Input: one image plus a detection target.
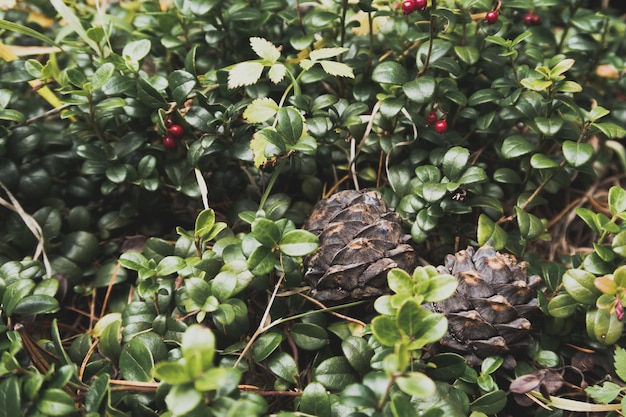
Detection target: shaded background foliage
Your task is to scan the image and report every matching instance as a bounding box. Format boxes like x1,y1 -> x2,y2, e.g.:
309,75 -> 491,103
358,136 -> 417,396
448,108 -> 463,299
2,0 -> 626,416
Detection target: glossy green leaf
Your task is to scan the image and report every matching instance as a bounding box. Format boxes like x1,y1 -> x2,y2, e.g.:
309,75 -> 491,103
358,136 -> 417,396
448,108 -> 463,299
267,352 -> 299,384
313,356 -> 357,390
12,294 -> 59,315
251,218 -> 281,247
165,383 -> 202,416
612,231 -> 626,257
168,70 -> 196,104
562,269 -> 601,305
562,141 -> 593,167
403,76 -> 436,104
501,135 -> 536,158
153,361 -> 191,385
547,293 -> 578,318
470,390 -> 507,414
181,324 -> 216,377
291,323 -> 328,351
119,336 -> 156,382
85,374 -> 109,413
586,308 -> 623,345
372,61 -> 407,85
396,372 -> 436,398
0,377 -> 20,417
252,332 -> 284,362
247,246 -> 275,275
341,336 -> 373,374
155,256 -> 185,276
477,214 -> 507,250
534,117 -> 563,136
608,186 -> 626,215
194,367 -> 241,393
279,230 -> 319,257
36,388 -> 77,416
514,207 -> 545,240
299,382 -> 331,417
442,146 -> 469,180
454,45 -> 479,65
371,315 -> 401,347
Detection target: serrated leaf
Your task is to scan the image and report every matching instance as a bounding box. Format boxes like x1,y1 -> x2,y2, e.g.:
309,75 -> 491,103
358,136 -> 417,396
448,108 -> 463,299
585,381 -> 622,404
310,47 -> 348,61
228,61 -> 264,89
250,37 -> 281,62
614,346 -> 626,382
319,61 -> 354,78
268,63 -> 287,84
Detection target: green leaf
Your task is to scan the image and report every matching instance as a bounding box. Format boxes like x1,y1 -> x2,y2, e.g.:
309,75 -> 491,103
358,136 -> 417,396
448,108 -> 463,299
403,76 -> 436,104
534,117 -> 563,136
612,231 -> 626,257
520,78 -> 552,91
168,70 -> 196,104
477,214 -> 507,250
396,372 -> 436,398
181,324 -> 216,377
0,377 -> 20,417
251,218 -> 281,248
36,388 -> 77,416
279,230 -> 319,257
153,361 -> 191,385
501,135 -> 536,158
0,19 -> 60,47
470,390 -> 507,414
468,89 -> 502,106
585,381 -> 622,404
424,273 -> 458,302
165,383 -> 202,416
247,246 -> 275,275
268,63 -> 287,83
614,347 -> 626,382
608,186 -> 626,215
267,352 -> 299,384
514,207 -> 545,240
562,141 -> 594,167
550,58 -> 575,77
228,61 -> 264,89
310,47 -> 349,61
91,62 -> 115,90
371,315 -> 402,347
319,60 -> 354,78
2,279 -> 35,316
397,299 -> 427,337
123,39 -> 151,63
13,294 -> 59,315
530,153 -> 559,169
586,308 -> 623,345
119,336 -> 156,382
547,293 -> 578,318
156,256 -> 185,276
276,107 -> 304,144
291,323 -> 328,351
593,122 -> 626,138
98,317 -> 122,362
85,374 -> 110,413
194,367 -> 241,393
588,106 -> 610,122
252,332 -> 284,362
372,61 -> 408,85
250,37 -> 281,62
341,336 -> 373,374
562,269 -> 601,305
300,382 -> 331,417
454,45 -> 479,65
50,0 -> 99,53
244,97 -> 279,123
314,356 -> 357,390
442,146 -> 470,180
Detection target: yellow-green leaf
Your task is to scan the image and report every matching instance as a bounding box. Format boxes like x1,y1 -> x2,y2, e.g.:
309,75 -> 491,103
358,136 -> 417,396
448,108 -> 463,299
228,61 -> 264,89
243,97 -> 278,123
319,61 -> 354,78
250,37 -> 281,63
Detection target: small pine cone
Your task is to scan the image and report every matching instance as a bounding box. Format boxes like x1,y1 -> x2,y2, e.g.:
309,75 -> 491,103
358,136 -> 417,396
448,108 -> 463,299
303,189 -> 417,302
430,246 -> 542,368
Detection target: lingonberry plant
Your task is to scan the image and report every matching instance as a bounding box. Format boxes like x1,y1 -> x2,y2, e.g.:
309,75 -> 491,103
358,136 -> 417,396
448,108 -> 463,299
1,0 -> 626,416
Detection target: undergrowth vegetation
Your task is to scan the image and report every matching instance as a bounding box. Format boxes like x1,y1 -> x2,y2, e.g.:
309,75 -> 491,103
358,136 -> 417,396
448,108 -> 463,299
2,0 -> 626,416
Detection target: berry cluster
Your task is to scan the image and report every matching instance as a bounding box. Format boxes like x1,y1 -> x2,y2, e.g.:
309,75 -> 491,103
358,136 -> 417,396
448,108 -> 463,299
401,0 -> 427,15
523,10 -> 541,26
162,119 -> 184,150
426,111 -> 447,134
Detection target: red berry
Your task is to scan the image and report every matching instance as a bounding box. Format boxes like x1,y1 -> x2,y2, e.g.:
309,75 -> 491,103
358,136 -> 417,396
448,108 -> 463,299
524,11 -> 540,26
164,119 -> 174,128
162,135 -> 177,150
401,0 -> 414,14
426,111 -> 438,125
485,10 -> 498,25
434,119 -> 447,134
413,0 -> 427,11
168,124 -> 184,138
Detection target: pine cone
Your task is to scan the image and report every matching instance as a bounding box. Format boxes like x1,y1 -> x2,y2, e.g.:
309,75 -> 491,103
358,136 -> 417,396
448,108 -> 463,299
430,246 -> 542,368
303,189 -> 417,302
